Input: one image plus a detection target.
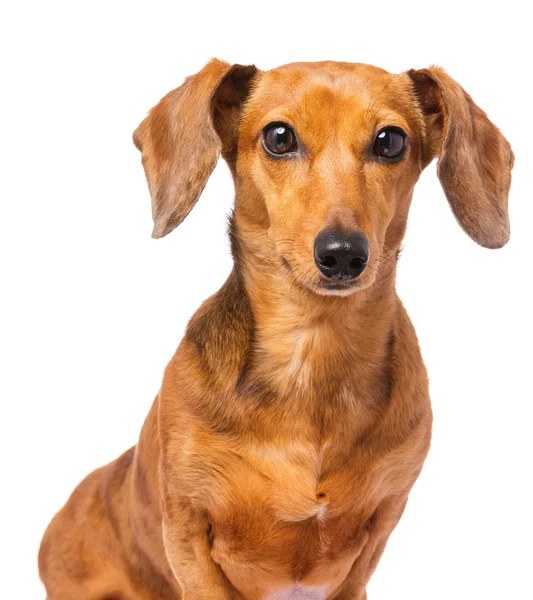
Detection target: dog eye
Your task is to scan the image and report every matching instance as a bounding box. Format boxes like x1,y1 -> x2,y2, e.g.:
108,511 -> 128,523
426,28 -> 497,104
373,127 -> 407,159
262,123 -> 297,156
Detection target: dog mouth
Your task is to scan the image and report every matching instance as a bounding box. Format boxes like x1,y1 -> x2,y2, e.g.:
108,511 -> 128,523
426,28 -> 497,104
314,277 -> 362,296
317,278 -> 359,291
281,256 -> 364,297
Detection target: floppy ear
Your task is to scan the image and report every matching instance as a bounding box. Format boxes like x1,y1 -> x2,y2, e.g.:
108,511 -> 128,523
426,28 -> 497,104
133,59 -> 258,238
408,67 -> 514,249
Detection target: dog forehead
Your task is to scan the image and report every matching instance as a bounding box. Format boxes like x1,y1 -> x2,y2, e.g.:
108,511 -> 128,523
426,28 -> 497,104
264,61 -> 391,86
244,61 -> 413,129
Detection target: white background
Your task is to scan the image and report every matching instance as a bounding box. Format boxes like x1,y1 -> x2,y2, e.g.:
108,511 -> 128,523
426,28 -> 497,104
1,1 -> 531,598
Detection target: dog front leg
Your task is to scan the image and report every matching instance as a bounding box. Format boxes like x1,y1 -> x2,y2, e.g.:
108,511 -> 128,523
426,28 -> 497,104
334,496 -> 408,600
162,498 -> 241,600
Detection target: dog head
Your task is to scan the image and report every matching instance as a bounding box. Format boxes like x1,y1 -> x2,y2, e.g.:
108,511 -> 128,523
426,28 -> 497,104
134,59 -> 513,296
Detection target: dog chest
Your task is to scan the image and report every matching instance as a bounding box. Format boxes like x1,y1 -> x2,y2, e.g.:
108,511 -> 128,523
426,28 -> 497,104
205,437 -> 376,597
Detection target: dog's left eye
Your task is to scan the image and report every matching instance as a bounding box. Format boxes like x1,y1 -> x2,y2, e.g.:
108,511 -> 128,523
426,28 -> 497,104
373,127 -> 407,159
262,123 -> 298,156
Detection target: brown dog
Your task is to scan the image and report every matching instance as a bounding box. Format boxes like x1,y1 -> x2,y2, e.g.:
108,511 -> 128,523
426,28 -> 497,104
38,60 -> 513,600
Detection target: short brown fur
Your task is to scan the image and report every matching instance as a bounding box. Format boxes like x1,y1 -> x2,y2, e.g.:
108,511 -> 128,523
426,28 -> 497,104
39,59 -> 513,599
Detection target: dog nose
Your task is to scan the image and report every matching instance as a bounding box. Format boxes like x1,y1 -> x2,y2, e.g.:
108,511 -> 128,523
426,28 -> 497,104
314,230 -> 369,280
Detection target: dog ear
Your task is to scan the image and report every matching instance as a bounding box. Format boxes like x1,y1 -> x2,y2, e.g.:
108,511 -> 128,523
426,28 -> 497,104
133,59 -> 258,238
408,67 -> 514,249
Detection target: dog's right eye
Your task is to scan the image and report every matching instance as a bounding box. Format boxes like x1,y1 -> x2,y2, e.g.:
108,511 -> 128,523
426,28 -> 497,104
262,123 -> 298,156
373,127 -> 407,160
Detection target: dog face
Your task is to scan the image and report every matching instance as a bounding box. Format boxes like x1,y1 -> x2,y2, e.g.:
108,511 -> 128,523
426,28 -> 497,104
134,60 -> 513,296
236,62 -> 425,295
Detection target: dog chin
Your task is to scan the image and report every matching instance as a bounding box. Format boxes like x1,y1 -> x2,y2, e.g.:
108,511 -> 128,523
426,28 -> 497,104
313,281 -> 360,297
293,277 -> 364,297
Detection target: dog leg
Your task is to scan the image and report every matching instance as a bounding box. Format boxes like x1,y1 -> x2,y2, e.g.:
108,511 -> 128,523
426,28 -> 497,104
162,501 -> 242,600
334,497 -> 407,599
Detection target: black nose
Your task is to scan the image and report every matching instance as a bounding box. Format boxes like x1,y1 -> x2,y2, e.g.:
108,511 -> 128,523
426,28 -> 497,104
314,230 -> 369,280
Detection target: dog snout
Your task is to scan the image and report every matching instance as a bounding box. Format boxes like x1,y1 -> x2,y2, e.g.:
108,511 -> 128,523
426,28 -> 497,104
314,230 -> 369,280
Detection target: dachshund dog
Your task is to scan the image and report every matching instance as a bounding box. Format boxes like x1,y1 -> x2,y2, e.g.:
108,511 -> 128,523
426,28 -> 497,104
39,60 -> 513,600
